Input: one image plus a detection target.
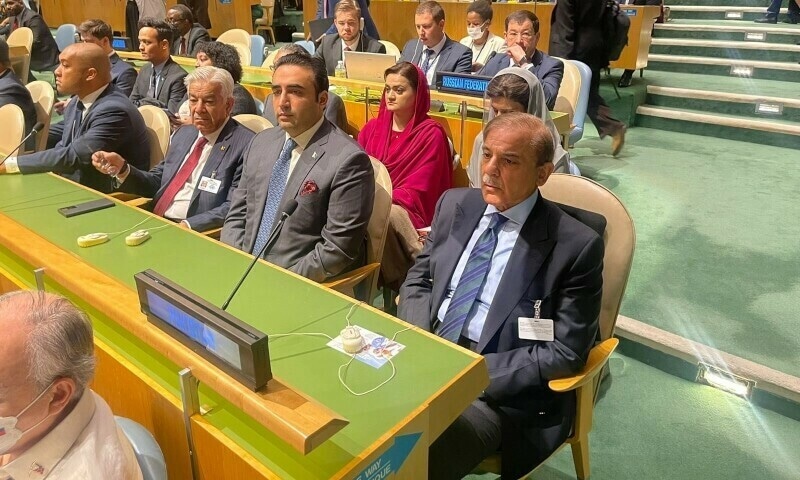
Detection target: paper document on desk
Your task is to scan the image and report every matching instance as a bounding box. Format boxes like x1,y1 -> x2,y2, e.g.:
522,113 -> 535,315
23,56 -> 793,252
328,325 -> 406,368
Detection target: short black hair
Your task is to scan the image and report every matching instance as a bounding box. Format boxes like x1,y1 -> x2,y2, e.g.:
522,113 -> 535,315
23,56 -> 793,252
417,1 -> 445,23
138,18 -> 174,44
467,0 -> 493,23
168,4 -> 194,23
274,53 -> 329,97
505,10 -> 539,34
195,41 -> 243,83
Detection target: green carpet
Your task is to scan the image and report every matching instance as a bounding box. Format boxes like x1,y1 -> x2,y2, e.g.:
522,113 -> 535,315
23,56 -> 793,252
469,352 -> 800,480
571,124 -> 800,378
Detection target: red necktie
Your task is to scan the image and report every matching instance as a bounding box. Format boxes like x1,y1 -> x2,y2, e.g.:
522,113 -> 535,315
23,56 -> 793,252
153,137 -> 209,216
180,37 -> 187,55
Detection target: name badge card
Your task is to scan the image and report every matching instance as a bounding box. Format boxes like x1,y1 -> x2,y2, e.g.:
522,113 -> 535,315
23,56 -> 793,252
198,176 -> 221,194
518,317 -> 554,342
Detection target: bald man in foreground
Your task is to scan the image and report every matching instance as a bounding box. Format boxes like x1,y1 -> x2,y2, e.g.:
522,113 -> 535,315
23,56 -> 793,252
0,43 -> 150,193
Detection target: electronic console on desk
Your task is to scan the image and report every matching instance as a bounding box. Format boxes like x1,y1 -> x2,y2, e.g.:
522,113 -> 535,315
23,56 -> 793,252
135,270 -> 272,391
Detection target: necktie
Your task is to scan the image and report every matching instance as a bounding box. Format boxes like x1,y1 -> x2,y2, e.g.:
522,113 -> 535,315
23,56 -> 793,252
153,137 -> 209,216
252,137 -> 297,255
344,46 -> 351,52
421,49 -> 435,74
147,71 -> 157,98
437,213 -> 508,343
71,101 -> 85,144
180,37 -> 187,56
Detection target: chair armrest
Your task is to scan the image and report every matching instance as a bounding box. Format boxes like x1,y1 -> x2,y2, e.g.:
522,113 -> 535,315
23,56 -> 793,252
322,263 -> 380,291
548,338 -> 618,392
201,227 -> 222,239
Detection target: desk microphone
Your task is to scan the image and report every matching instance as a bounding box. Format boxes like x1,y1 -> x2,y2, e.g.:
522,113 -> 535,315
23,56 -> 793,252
221,199 -> 298,311
0,122 -> 45,167
477,51 -> 498,76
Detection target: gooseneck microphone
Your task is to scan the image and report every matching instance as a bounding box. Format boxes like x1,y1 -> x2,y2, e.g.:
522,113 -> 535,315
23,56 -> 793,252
476,51 -> 498,76
0,122 -> 46,167
221,199 -> 299,311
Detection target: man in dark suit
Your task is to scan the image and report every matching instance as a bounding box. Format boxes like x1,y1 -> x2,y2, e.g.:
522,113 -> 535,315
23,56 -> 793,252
167,4 -> 211,57
550,0 -> 627,156
618,0 -> 662,87
178,0 -> 211,29
130,18 -> 188,113
399,112 -> 603,480
316,0 -> 380,41
48,19 -> 139,149
315,0 -> 385,76
222,54 -> 374,282
0,0 -> 59,76
92,66 -> 253,232
400,1 -> 472,86
0,43 -> 150,194
478,10 -> 563,110
0,38 -> 37,152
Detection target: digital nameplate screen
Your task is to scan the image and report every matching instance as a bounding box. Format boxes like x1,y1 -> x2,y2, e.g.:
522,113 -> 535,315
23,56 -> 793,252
135,270 -> 271,391
435,72 -> 492,98
112,37 -> 132,52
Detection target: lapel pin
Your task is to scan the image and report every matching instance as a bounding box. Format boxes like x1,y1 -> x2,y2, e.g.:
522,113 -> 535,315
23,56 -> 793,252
312,151 -> 317,159
220,145 -> 227,151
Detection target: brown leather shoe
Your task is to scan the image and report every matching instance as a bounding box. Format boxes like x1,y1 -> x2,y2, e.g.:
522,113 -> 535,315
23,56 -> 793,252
611,127 -> 626,156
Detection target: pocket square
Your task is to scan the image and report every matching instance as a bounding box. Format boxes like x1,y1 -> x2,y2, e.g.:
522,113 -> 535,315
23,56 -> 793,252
300,180 -> 319,196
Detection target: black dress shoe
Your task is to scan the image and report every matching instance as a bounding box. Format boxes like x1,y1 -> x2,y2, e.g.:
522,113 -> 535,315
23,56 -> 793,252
754,15 -> 778,23
618,70 -> 633,88
782,16 -> 799,24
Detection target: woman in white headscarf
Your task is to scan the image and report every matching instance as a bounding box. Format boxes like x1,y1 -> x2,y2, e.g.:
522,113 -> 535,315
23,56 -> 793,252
467,66 -> 578,186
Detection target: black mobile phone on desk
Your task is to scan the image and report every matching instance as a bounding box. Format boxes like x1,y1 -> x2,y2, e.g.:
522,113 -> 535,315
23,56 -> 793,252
58,198 -> 115,218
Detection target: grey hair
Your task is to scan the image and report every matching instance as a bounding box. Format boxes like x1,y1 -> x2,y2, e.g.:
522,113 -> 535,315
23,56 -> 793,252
184,65 -> 234,101
0,291 -> 96,396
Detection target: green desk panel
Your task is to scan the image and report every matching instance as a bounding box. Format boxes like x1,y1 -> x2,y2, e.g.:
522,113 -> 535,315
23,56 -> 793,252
0,173 -> 479,478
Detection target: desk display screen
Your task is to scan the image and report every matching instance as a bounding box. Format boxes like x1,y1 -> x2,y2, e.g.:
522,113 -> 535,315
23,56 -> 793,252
146,290 -> 243,370
437,73 -> 491,97
112,37 -> 132,51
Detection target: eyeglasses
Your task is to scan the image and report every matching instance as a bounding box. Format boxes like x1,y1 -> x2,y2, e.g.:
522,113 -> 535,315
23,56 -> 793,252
506,31 -> 535,40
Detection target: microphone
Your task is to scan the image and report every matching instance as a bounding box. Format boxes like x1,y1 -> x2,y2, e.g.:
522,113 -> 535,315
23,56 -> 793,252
0,122 -> 45,167
477,51 -> 497,76
221,199 -> 299,311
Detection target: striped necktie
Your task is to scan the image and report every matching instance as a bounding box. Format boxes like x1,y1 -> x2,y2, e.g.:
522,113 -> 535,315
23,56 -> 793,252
437,213 -> 508,343
252,137 -> 297,255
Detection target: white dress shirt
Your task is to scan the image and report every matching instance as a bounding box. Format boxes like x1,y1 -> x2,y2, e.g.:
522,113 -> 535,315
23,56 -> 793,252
0,390 -> 143,480
420,35 -> 448,86
340,33 -> 361,55
162,119 -> 229,222
284,115 -> 326,182
436,191 -> 539,342
3,84 -> 109,174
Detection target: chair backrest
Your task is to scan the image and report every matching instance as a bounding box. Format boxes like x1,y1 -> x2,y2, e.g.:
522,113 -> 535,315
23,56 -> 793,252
569,60 -> 592,147
230,43 -> 251,69
553,57 -> 581,127
379,40 -> 401,60
0,104 -> 25,156
7,27 -> 33,51
115,417 -> 167,480
217,29 -> 252,49
250,34 -> 265,67
294,40 -> 315,54
262,49 -> 280,69
233,114 -> 273,133
366,157 -> 393,300
24,80 -> 55,152
55,24 -> 78,52
261,0 -> 275,22
539,174 -> 635,340
137,106 -> 170,169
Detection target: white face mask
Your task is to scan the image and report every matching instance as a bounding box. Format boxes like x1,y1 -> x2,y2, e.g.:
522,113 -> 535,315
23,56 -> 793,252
467,24 -> 486,40
0,383 -> 54,455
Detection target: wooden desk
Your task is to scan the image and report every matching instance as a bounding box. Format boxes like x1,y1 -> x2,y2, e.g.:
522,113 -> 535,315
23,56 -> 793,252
610,6 -> 662,71
0,173 -> 488,479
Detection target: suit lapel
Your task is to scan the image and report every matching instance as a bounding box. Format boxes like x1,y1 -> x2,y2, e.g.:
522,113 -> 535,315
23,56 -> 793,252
278,122 -> 330,218
431,192 -> 486,318
477,198 -> 556,352
191,122 -> 234,205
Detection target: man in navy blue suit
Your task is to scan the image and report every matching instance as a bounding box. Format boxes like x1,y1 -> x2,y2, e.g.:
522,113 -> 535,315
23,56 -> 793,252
399,113 -> 603,479
92,66 -> 253,232
0,43 -> 150,194
400,1 -> 472,86
48,19 -> 139,149
478,10 -> 563,110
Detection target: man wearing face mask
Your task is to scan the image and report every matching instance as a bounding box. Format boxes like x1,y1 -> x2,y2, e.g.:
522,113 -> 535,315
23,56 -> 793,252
459,0 -> 505,73
0,290 -> 143,479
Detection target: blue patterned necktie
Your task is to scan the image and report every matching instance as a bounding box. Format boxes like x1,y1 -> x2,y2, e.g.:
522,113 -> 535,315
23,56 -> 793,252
71,101 -> 85,144
437,213 -> 508,343
252,137 -> 297,255
421,49 -> 435,74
